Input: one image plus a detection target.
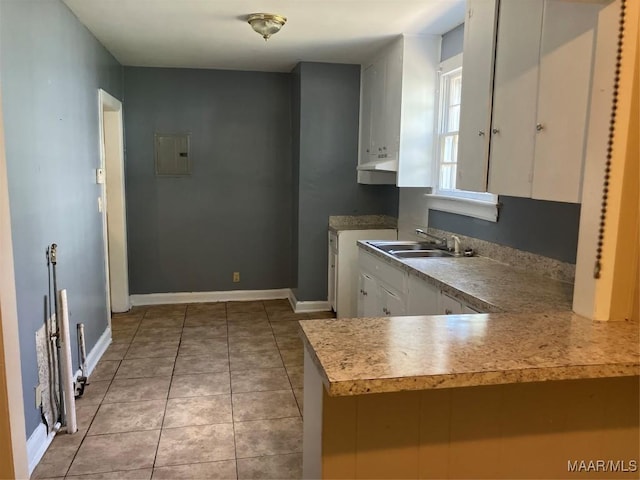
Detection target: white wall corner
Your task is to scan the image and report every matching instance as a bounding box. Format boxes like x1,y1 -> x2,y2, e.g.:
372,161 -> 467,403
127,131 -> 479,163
288,289 -> 330,313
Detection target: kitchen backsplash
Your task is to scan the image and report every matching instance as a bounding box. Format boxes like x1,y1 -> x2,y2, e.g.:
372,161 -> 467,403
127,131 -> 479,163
428,227 -> 576,284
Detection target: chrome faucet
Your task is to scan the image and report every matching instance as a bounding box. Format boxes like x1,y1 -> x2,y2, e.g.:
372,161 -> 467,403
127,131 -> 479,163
451,235 -> 462,256
415,228 -> 447,247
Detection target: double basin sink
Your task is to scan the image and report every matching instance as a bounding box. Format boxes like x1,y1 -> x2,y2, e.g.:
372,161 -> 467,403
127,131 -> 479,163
366,240 -> 461,259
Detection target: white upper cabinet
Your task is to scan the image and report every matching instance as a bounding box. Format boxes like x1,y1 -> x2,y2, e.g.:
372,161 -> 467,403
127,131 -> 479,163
488,0 -> 544,197
458,0 -> 603,203
358,35 -> 440,187
457,0 -> 499,192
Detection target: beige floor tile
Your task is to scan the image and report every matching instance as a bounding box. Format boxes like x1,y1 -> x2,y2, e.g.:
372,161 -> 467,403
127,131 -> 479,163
112,327 -> 137,344
293,388 -> 304,415
228,334 -> 277,353
286,366 -> 304,390
67,468 -> 152,479
101,343 -> 130,361
132,327 -> 182,344
91,360 -> 120,382
178,336 -> 228,356
279,347 -> 304,369
155,424 -> 235,466
232,390 -> 300,421
152,461 -> 236,480
174,353 -> 229,375
169,372 -> 231,398
164,394 -> 232,428
263,298 -> 293,313
31,431 -> 85,478
228,320 -> 273,337
186,302 -> 226,314
76,403 -> 100,433
237,453 -> 302,480
182,324 -> 227,339
270,321 -> 302,337
275,335 -> 302,351
183,314 -> 227,327
231,367 -> 291,393
124,341 -> 178,360
140,316 -> 184,329
88,400 -> 166,435
268,311 -> 308,322
144,304 -> 186,318
230,348 -> 283,371
115,356 -> 175,379
67,430 -> 160,476
76,380 -> 110,405
103,377 -> 171,404
235,417 -> 303,458
226,300 -> 265,314
227,311 -> 269,323
111,316 -> 142,329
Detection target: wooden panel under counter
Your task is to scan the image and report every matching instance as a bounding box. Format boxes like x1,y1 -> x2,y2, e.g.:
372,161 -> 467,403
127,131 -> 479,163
301,314 -> 640,479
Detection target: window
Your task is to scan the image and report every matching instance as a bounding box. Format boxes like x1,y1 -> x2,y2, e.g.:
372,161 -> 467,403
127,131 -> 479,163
427,54 -> 499,222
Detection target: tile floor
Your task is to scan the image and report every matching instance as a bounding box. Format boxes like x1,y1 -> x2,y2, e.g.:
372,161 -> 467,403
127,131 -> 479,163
32,299 -> 334,480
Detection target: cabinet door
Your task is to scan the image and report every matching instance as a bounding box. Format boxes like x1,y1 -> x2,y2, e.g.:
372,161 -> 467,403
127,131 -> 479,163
488,0 -> 544,198
370,57 -> 387,159
357,272 -> 379,318
531,0 -> 602,203
439,293 -> 463,315
380,285 -> 406,317
457,0 -> 499,192
407,275 -> 440,315
383,38 -> 403,164
359,64 -> 375,165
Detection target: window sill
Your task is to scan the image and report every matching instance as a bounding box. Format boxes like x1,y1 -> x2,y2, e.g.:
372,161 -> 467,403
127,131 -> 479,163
424,194 -> 499,222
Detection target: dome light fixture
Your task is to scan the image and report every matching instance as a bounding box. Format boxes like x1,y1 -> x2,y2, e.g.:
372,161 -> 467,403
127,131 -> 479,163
247,13 -> 287,41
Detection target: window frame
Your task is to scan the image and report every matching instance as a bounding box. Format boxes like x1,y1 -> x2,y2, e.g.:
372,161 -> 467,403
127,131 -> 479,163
427,53 -> 499,222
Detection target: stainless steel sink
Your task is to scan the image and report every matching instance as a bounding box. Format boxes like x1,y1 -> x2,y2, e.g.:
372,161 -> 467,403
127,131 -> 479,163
366,240 -> 465,259
391,249 -> 454,258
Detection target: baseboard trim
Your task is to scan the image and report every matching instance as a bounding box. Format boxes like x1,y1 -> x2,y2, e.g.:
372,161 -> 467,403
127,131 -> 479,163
130,289 -> 291,306
288,290 -> 331,313
27,422 -> 55,475
28,326 -> 112,474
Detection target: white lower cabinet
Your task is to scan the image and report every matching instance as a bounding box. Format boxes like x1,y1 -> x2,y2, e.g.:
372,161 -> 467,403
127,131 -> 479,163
406,274 -> 439,315
357,250 -> 407,317
358,250 -> 483,318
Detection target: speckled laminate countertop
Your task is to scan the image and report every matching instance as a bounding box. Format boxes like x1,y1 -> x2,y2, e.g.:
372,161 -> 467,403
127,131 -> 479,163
328,215 -> 397,232
358,241 -> 573,313
299,313 -> 640,396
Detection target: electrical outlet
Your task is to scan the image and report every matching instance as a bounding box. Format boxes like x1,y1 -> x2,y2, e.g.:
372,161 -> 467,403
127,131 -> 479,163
233,271 -> 240,283
35,384 -> 42,408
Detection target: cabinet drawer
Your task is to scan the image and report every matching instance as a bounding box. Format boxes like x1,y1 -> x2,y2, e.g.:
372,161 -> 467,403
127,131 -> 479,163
359,250 -> 406,292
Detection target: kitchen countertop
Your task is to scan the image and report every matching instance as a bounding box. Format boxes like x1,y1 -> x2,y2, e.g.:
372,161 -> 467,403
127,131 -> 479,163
358,241 -> 573,313
299,312 -> 640,396
328,215 -> 397,232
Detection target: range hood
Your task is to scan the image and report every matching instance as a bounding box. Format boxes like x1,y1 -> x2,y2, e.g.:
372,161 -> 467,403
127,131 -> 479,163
356,159 -> 399,172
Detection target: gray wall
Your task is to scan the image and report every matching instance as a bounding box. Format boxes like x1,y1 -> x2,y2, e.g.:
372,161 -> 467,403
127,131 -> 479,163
292,62 -> 399,301
441,23 -> 464,61
0,0 -> 123,437
428,24 -> 581,264
430,196 -> 581,263
123,67 -> 293,294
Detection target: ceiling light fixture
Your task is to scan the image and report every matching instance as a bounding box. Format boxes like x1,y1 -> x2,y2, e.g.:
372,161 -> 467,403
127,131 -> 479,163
247,13 -> 287,41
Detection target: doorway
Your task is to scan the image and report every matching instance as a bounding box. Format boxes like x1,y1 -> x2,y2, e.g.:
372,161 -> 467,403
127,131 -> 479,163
98,89 -> 130,314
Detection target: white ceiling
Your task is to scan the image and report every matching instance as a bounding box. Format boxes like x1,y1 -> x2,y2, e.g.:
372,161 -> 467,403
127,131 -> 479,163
63,0 -> 465,72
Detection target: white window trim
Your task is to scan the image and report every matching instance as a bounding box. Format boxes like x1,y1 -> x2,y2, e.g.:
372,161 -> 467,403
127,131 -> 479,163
427,52 -> 499,222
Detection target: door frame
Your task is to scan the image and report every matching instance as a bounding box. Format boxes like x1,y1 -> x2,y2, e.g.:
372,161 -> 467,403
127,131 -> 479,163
98,89 -> 130,315
0,84 -> 29,479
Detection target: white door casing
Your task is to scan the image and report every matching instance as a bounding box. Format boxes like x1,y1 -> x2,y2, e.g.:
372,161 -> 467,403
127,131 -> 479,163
98,89 -> 130,314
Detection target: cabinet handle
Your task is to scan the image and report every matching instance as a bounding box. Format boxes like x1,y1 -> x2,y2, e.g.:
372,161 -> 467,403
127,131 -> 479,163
491,128 -> 500,134
478,130 -> 485,137
445,309 -> 453,315
536,123 -> 544,132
